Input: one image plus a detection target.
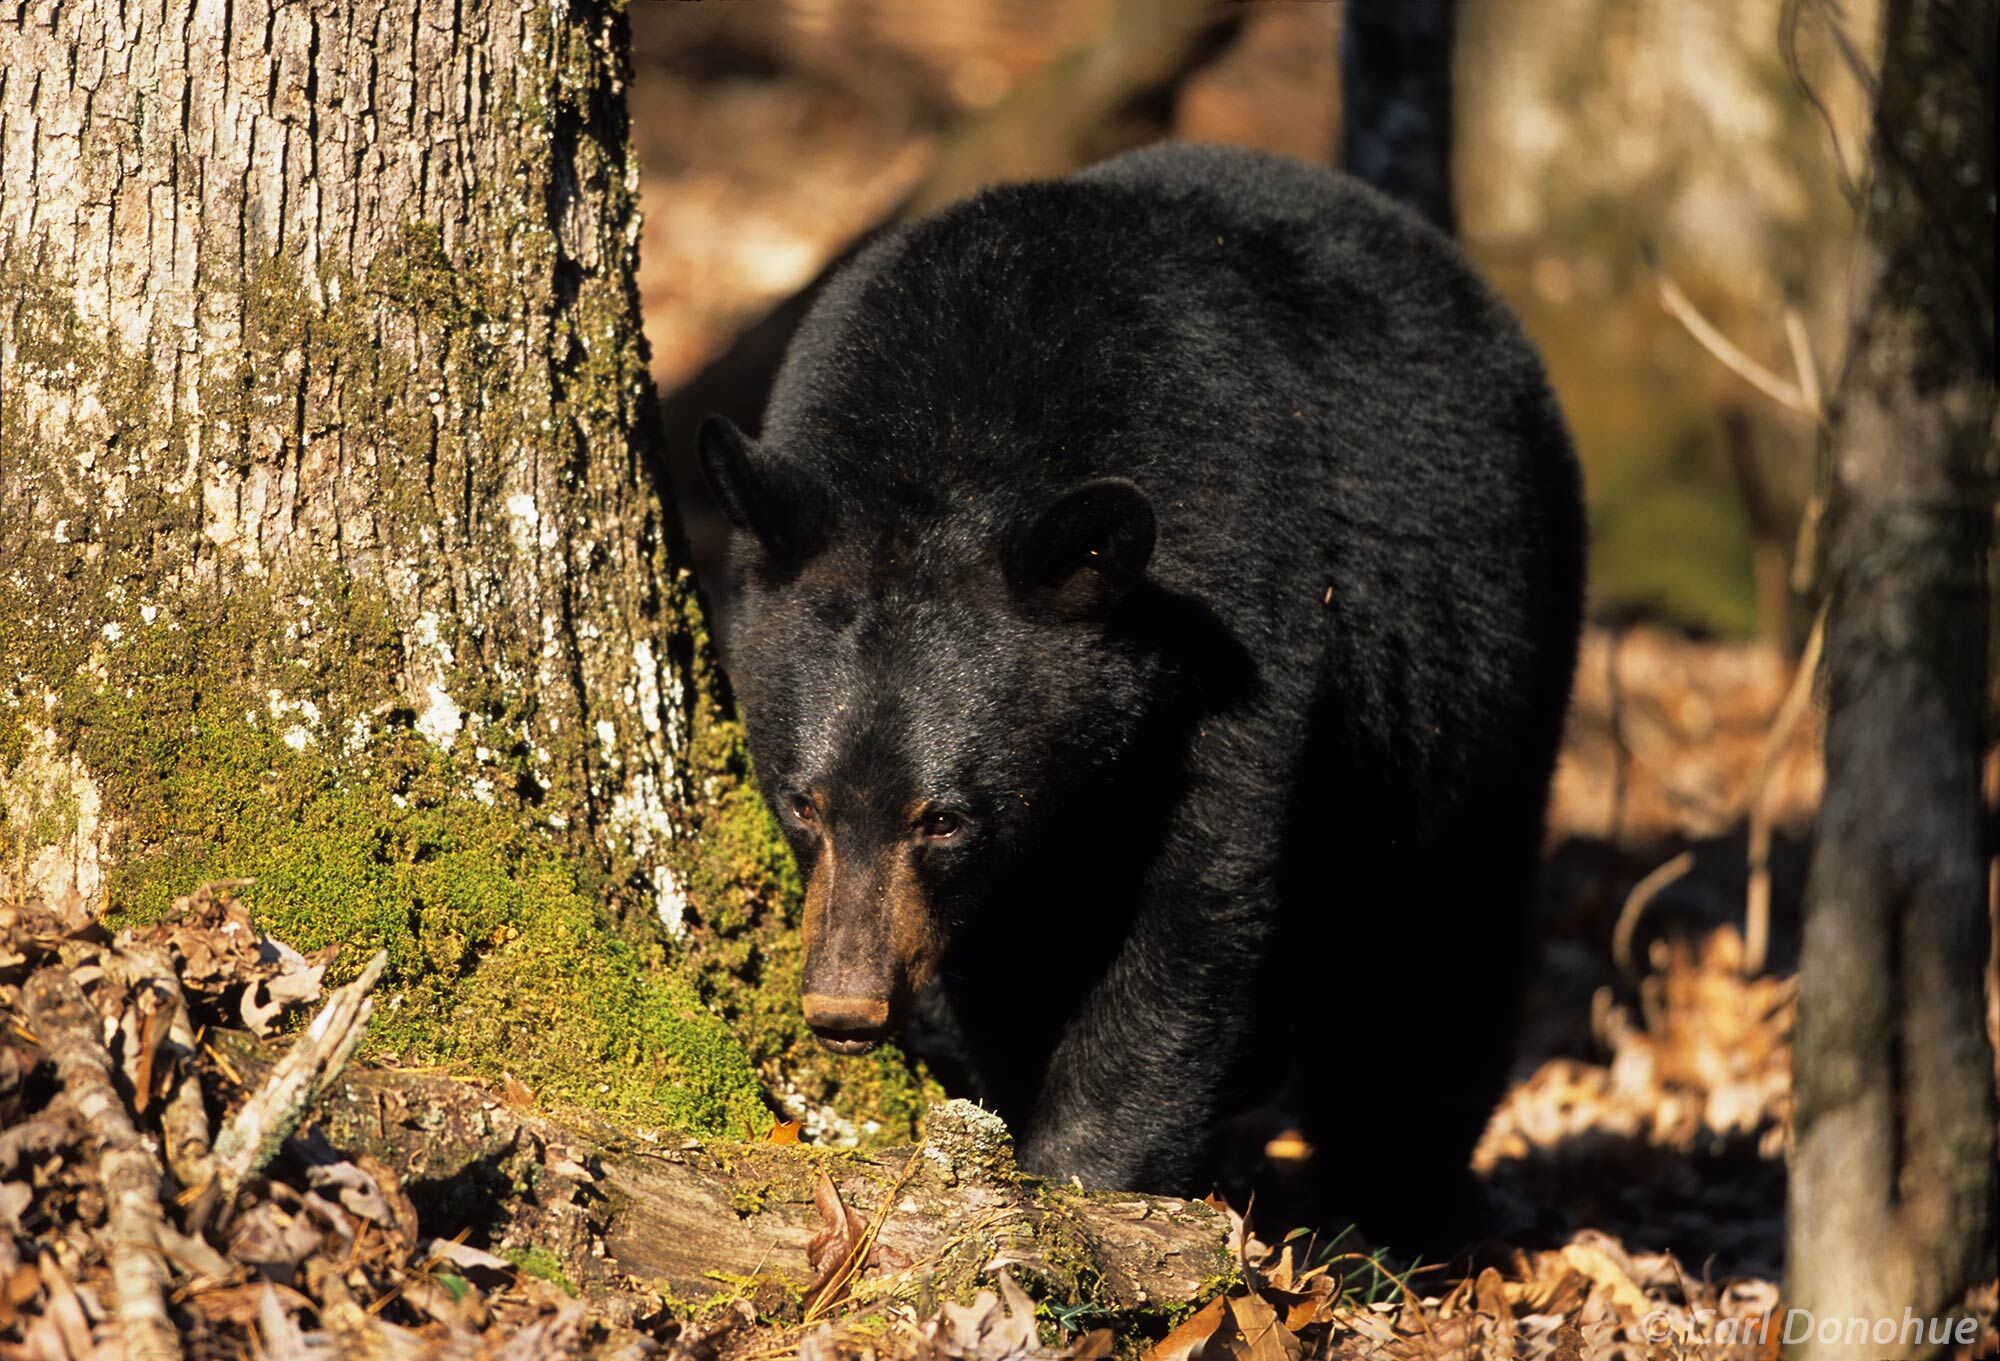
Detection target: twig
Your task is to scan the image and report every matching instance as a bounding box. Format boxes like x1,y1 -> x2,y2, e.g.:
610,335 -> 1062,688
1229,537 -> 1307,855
119,942 -> 218,1196
1734,605 -> 1828,975
21,967 -> 183,1361
1612,851 -> 1698,975
1653,272 -> 1822,422
1606,612 -> 1822,981
212,951 -> 388,1207
1782,308 -> 1825,419
1729,606 -> 1826,823
1784,307 -> 1831,593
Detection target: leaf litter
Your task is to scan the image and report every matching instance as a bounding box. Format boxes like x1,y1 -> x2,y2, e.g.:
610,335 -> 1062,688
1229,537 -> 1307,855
0,886 -> 592,1360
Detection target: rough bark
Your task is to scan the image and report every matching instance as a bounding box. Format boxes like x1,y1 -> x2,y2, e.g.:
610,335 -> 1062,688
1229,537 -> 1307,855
0,0 -> 702,926
1784,2 -> 1998,1357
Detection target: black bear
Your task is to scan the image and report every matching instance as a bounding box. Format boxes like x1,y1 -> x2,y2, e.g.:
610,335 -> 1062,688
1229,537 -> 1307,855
699,142 -> 1584,1245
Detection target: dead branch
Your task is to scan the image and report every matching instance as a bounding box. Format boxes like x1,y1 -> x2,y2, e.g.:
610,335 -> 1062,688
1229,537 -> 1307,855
117,941 -> 217,1196
1734,604 -> 1828,974
1652,272 -> 1822,422
1612,851 -> 1697,975
1784,307 -> 1831,592
212,950 -> 387,1206
279,1052 -> 1235,1311
20,966 -> 182,1361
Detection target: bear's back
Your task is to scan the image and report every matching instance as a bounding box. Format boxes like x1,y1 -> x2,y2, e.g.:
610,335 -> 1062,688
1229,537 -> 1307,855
762,143 -> 1582,745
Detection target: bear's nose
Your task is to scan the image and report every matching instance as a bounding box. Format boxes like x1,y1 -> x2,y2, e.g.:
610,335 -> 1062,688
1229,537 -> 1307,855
802,993 -> 892,1054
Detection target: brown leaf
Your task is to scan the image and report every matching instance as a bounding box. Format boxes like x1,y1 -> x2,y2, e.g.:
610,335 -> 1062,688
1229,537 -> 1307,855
1273,1290 -> 1329,1334
239,937 -> 326,1036
422,1238 -> 515,1281
1559,1236 -> 1652,1316
0,1182 -> 33,1233
1474,1266 -> 1517,1350
500,1071 -> 536,1110
5,1262 -> 38,1307
229,1198 -> 328,1280
129,990 -> 174,1114
0,1260 -> 41,1331
1145,1293 -> 1228,1361
802,1171 -> 869,1314
922,1272 -> 1046,1361
1264,1244 -> 1295,1294
924,1273 -> 1047,1361
805,1172 -> 860,1278
1068,1328 -> 1117,1361
1209,1291 -> 1303,1361
155,1221 -> 236,1284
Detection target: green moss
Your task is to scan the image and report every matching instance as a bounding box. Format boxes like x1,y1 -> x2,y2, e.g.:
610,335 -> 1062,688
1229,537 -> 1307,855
20,590 -> 766,1138
367,222 -> 475,322
501,1245 -> 579,1297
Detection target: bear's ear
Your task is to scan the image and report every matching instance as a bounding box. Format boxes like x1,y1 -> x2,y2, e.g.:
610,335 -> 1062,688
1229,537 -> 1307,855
1008,477 -> 1156,614
697,416 -> 833,565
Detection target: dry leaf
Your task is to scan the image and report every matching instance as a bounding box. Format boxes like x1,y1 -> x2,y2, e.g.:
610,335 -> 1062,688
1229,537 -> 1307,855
1146,1293 -> 1228,1361
1558,1237 -> 1652,1317
1069,1329 -> 1116,1361
926,1272 -> 1046,1360
1209,1291 -> 1303,1361
803,1170 -> 870,1314
500,1071 -> 537,1110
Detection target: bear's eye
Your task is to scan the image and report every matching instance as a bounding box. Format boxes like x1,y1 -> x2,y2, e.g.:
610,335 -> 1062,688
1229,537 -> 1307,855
919,809 -> 963,841
788,793 -> 820,828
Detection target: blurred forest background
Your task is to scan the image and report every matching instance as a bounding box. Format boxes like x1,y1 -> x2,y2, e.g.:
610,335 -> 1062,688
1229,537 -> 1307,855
627,0 -> 1873,647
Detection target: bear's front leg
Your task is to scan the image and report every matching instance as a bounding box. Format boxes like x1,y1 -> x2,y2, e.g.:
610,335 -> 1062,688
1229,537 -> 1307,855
1013,880 -> 1274,1194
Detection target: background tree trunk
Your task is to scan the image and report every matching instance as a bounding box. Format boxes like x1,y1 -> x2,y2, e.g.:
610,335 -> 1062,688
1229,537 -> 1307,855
1338,0 -> 1457,236
1784,1 -> 1997,1356
0,0 -> 784,1132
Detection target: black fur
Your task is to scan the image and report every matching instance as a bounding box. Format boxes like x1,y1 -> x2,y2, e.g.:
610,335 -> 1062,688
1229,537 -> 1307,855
703,144 -> 1583,1246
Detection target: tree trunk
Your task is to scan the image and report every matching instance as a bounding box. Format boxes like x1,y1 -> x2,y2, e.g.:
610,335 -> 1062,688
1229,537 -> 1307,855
0,0 -> 785,1132
1784,2 -> 1998,1357
1338,0 -> 1458,236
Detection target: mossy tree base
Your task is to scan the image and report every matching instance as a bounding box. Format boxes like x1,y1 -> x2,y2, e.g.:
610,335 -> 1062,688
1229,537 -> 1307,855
0,0 -> 922,1140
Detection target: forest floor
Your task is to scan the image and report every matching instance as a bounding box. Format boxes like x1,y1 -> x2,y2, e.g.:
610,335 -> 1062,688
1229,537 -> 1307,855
9,626 -> 1995,1360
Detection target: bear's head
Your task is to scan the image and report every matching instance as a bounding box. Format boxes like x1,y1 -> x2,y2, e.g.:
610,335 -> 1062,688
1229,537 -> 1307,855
697,415 -> 1159,1053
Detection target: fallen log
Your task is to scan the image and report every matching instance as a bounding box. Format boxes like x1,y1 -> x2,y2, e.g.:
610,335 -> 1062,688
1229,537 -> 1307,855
20,967 -> 183,1361
283,1045 -> 1235,1321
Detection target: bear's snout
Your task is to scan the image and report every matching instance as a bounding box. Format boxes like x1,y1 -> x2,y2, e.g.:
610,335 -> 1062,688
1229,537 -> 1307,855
801,992 -> 893,1054
797,827 -> 944,1057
